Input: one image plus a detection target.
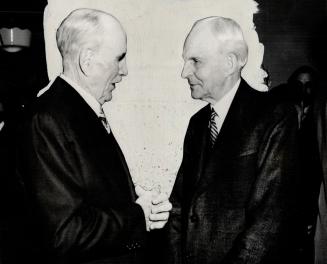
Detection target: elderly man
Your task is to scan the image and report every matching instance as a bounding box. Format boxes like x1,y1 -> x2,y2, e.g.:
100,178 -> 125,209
165,17 -> 299,264
18,8 -> 171,264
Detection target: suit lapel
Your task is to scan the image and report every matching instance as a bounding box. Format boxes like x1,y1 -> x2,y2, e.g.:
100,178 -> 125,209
212,82 -> 246,155
192,80 -> 252,200
110,133 -> 137,200
192,105 -> 211,188
50,78 -> 137,201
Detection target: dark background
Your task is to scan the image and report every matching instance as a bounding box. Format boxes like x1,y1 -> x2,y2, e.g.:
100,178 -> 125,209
255,0 -> 327,87
0,0 -> 48,109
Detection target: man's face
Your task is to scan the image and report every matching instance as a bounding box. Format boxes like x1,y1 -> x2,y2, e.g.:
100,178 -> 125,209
297,72 -> 313,96
88,27 -> 128,105
297,73 -> 311,86
181,26 -> 228,104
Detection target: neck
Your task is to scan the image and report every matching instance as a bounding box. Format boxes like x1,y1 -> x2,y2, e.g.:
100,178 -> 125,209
209,73 -> 240,105
63,68 -> 91,94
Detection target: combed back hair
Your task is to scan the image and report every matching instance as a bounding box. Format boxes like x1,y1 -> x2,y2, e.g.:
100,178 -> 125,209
195,16 -> 248,68
56,8 -> 108,67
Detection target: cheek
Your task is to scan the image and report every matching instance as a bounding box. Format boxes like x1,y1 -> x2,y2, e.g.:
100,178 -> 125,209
193,67 -> 204,83
194,65 -> 211,85
105,63 -> 119,82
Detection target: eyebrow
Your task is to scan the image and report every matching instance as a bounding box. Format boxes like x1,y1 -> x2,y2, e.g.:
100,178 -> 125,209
184,56 -> 201,62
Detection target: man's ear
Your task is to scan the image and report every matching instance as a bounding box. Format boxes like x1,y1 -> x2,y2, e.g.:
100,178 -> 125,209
79,48 -> 94,76
225,52 -> 238,76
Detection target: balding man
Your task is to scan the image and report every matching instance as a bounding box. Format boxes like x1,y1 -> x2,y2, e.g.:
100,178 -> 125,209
165,17 -> 299,264
18,8 -> 171,264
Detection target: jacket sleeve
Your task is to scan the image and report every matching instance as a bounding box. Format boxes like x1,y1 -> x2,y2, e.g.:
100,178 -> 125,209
221,105 -> 300,264
165,121 -> 194,264
165,168 -> 183,264
20,112 -> 147,257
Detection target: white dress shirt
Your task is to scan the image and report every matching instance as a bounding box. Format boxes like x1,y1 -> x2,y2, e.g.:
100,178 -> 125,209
38,74 -> 110,132
211,79 -> 241,133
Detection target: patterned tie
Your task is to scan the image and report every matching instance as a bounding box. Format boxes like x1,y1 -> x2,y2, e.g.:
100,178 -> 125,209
209,108 -> 219,148
99,109 -> 111,133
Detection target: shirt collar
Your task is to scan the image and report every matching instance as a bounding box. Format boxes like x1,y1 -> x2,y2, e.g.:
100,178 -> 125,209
60,74 -> 103,117
211,78 -> 240,124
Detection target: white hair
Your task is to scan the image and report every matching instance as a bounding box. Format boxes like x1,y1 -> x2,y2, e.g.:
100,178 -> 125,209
56,8 -> 109,68
195,16 -> 248,68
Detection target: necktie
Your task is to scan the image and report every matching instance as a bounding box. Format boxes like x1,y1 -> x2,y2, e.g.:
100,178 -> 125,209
99,110 -> 111,133
209,108 -> 219,148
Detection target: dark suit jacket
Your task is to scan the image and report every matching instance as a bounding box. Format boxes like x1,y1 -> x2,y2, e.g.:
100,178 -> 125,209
1,109 -> 32,264
166,79 -> 300,264
314,89 -> 327,264
17,77 -> 147,264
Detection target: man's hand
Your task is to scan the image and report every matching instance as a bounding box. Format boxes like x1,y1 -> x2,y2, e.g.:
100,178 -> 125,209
135,185 -> 154,231
149,193 -> 172,230
135,186 -> 172,231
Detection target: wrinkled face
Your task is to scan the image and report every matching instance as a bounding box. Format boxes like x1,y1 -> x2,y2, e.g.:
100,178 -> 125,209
181,26 -> 228,103
88,26 -> 128,105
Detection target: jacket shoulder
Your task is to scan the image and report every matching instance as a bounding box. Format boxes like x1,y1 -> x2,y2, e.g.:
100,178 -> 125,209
28,78 -> 88,121
190,105 -> 210,124
241,81 -> 297,123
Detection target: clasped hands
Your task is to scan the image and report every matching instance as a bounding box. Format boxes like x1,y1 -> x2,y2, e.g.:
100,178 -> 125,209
135,185 -> 172,231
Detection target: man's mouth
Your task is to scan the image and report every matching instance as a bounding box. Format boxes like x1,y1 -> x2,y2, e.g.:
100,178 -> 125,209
188,80 -> 199,86
108,83 -> 116,91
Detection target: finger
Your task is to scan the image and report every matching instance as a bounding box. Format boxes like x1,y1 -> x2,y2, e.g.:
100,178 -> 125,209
152,193 -> 169,205
135,185 -> 146,197
150,220 -> 168,230
151,201 -> 172,214
149,212 -> 169,222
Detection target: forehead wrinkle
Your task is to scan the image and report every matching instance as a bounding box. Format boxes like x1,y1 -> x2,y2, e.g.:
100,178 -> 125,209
184,32 -> 218,61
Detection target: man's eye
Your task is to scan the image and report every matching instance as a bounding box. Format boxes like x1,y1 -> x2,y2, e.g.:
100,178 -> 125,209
193,58 -> 199,63
118,53 -> 126,62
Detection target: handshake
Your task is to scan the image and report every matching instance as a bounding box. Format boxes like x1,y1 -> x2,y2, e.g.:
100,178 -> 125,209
135,185 -> 172,231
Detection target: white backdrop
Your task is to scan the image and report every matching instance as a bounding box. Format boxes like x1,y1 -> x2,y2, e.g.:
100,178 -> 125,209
44,0 -> 266,195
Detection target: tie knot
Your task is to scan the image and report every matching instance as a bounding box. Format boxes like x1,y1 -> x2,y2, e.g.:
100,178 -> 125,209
210,108 -> 218,121
98,111 -> 106,120
98,115 -> 106,123
98,109 -> 110,133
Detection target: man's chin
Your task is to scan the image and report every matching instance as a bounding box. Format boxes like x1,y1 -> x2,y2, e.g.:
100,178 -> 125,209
99,93 -> 113,105
105,94 -> 113,102
190,89 -> 201,100
191,95 -> 201,101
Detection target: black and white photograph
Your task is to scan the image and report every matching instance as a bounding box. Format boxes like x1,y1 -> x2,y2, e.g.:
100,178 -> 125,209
0,0 -> 326,263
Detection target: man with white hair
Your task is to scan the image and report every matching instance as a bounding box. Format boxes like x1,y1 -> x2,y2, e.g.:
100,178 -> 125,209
165,16 -> 299,263
18,8 -> 171,264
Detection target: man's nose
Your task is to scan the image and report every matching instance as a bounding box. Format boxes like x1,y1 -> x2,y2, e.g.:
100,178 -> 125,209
119,59 -> 128,76
181,62 -> 191,79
